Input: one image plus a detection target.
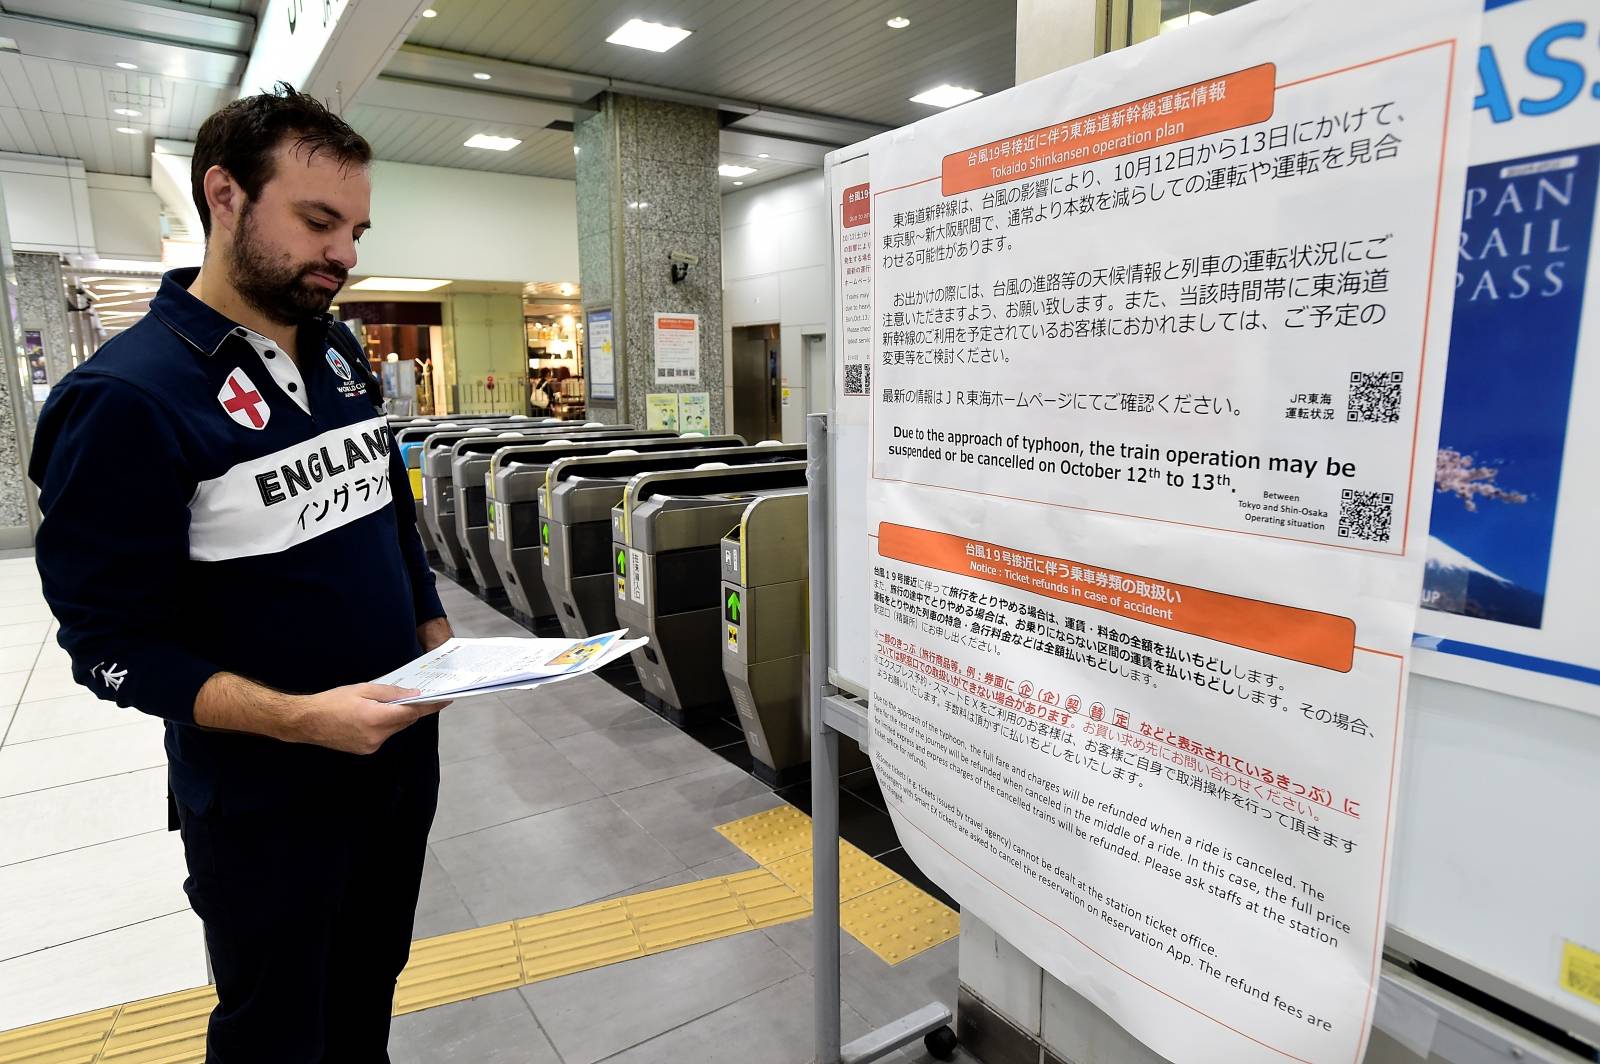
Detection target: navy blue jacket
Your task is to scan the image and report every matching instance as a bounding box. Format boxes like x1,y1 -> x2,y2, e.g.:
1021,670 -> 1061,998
30,268 -> 446,812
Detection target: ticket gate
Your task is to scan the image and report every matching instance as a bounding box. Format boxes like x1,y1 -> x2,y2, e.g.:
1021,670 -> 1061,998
488,434 -> 746,622
719,492 -> 812,786
422,423 -> 615,582
612,462 -> 809,723
396,417 -> 551,552
452,429 -> 680,600
542,443 -> 807,640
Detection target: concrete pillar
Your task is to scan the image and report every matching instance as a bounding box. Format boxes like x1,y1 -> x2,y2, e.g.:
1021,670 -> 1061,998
16,254 -> 73,386
575,93 -> 724,432
0,194 -> 36,546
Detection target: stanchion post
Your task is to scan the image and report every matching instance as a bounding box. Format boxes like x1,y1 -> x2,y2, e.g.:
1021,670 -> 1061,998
808,411 -> 843,1064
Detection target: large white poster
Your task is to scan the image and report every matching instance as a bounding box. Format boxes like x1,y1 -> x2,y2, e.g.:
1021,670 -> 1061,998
863,1 -> 1480,1062
1413,0 -> 1600,715
653,313 -> 701,385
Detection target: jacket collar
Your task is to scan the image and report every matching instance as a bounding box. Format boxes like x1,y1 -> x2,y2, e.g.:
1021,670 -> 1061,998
148,266 -> 333,357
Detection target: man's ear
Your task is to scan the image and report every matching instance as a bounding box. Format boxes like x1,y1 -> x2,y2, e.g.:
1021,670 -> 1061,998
203,165 -> 244,236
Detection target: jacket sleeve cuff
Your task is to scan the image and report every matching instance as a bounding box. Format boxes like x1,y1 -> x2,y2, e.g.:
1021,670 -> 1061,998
76,648 -> 219,726
413,581 -> 447,627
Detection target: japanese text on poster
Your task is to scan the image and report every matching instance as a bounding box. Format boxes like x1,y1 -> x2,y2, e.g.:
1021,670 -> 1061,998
653,313 -> 701,385
859,1 -> 1479,1062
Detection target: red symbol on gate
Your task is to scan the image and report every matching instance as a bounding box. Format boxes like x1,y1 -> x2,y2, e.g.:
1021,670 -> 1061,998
218,368 -> 269,430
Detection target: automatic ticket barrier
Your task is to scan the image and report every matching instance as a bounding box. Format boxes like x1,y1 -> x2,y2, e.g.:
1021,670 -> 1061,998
542,443 -> 806,640
612,462 -> 809,722
454,430 -> 680,600
422,423 -> 616,582
719,493 -> 813,785
487,434 -> 746,622
397,417 -> 552,552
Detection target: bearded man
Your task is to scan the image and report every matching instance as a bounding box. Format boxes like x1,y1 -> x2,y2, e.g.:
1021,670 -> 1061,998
29,83 -> 451,1063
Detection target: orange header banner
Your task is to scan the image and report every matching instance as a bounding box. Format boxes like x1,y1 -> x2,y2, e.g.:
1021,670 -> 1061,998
656,317 -> 697,330
940,63 -> 1277,196
877,522 -> 1354,672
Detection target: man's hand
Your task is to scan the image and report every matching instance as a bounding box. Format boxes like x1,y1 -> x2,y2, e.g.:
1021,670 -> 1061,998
194,673 -> 450,754
418,616 -> 452,652
287,683 -> 451,755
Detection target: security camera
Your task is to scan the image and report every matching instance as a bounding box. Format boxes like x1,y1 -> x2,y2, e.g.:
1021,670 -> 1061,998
668,249 -> 699,284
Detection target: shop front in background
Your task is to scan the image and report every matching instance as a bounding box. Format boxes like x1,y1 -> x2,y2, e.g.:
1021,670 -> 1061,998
527,311 -> 585,420
339,301 -> 446,416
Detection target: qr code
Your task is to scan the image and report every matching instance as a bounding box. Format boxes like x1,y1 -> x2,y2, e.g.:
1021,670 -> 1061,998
1347,370 -> 1403,423
1338,489 -> 1395,542
844,363 -> 870,396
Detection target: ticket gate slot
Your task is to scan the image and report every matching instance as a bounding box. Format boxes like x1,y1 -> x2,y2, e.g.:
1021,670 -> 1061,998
453,429 -> 674,596
719,493 -> 814,786
488,434 -> 746,622
423,423 -> 615,582
611,463 -> 809,724
543,443 -> 807,640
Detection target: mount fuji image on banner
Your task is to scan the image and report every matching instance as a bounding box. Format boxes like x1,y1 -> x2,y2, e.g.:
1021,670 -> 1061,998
1424,143 -> 1597,628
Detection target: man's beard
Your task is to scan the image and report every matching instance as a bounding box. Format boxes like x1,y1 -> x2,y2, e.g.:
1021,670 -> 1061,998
228,203 -> 346,326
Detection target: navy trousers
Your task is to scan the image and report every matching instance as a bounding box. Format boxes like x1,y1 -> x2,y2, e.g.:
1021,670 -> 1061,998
176,775 -> 439,1063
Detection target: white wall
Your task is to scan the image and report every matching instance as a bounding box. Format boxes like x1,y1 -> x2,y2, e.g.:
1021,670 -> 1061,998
86,174 -> 163,261
0,153 -> 95,255
721,170 -> 829,442
355,161 -> 579,285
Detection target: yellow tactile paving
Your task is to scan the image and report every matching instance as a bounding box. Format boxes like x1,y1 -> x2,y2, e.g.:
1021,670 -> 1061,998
394,921 -> 524,1016
715,807 -> 961,966
0,1007 -> 116,1064
0,802 -> 954,1060
712,804 -> 814,865
98,987 -> 214,1063
840,880 -> 963,966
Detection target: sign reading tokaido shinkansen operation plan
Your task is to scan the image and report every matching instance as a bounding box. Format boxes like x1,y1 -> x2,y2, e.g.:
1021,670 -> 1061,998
855,0 -> 1482,1060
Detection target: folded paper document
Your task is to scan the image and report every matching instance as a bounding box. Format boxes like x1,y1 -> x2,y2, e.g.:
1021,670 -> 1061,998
375,630 -> 645,704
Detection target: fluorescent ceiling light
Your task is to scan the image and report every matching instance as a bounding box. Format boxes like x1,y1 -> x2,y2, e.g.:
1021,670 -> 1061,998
733,180 -> 744,186
349,277 -> 452,292
473,71 -> 491,80
1160,10 -> 1211,31
464,133 -> 521,151
757,153 -> 769,159
606,18 -> 692,52
115,61 -> 138,70
113,107 -> 141,117
0,37 -> 18,53
910,84 -> 983,108
718,163 -> 755,177
886,16 -> 910,28
421,7 -> 437,15
573,145 -> 580,155
115,127 -> 142,135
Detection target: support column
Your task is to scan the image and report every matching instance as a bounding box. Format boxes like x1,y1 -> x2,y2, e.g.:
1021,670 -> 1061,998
16,254 -> 74,385
575,94 -> 724,433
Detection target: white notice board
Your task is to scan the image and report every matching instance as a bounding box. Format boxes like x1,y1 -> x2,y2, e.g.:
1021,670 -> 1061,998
824,0 -> 1600,1051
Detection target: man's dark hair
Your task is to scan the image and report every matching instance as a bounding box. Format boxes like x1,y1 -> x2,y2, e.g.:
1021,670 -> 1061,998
190,82 -> 372,237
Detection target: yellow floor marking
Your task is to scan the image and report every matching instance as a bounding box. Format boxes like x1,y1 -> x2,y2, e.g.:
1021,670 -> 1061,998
841,880 -> 963,966
395,922 -> 523,1016
715,807 -> 960,966
0,802 -> 953,1060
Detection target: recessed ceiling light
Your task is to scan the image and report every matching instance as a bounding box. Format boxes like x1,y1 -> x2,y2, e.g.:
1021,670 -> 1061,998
464,133 -> 521,151
115,61 -> 138,70
0,37 -> 18,53
606,18 -> 692,52
733,180 -> 744,186
115,127 -> 142,135
473,71 -> 491,80
757,153 -> 770,159
887,16 -> 911,29
349,277 -> 451,292
910,84 -> 983,108
573,145 -> 580,155
718,163 -> 755,177
421,7 -> 438,15
113,108 -> 141,117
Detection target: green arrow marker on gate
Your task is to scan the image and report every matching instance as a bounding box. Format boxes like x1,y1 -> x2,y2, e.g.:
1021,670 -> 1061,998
616,549 -> 627,574
541,522 -> 550,546
726,590 -> 741,623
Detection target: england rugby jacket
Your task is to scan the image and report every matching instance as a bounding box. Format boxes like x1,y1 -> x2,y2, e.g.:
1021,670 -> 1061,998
30,267 -> 446,812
